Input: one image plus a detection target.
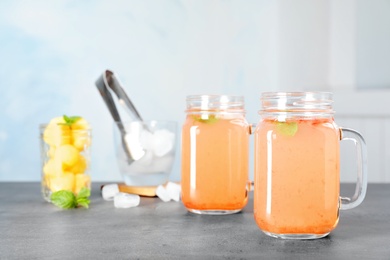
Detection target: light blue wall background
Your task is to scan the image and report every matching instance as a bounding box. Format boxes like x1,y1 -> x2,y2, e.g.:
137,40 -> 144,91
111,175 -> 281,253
1,0 -> 278,182
1,0 -> 389,182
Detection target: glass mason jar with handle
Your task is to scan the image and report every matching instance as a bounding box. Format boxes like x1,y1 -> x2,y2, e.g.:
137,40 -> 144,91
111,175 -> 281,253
181,95 -> 251,215
254,92 -> 367,239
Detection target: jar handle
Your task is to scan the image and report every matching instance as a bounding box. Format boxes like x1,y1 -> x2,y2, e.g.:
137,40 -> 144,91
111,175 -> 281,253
339,127 -> 368,210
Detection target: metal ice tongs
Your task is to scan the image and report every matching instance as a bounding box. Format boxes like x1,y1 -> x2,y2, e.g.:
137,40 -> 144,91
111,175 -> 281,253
95,70 -> 144,164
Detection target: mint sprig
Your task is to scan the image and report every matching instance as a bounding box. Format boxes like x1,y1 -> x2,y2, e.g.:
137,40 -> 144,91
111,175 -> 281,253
193,115 -> 219,124
50,190 -> 77,209
275,122 -> 298,136
50,187 -> 91,209
77,186 -> 90,199
76,198 -> 90,208
58,115 -> 81,127
76,187 -> 91,209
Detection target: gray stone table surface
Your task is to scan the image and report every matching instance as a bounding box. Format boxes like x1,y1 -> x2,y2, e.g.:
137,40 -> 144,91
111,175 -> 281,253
0,182 -> 389,259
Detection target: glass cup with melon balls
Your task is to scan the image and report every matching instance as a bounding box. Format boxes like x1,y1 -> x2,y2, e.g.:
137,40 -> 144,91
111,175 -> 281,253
40,115 -> 92,202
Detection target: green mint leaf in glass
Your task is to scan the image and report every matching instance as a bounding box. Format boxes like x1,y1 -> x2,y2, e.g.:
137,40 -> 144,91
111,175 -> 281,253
76,187 -> 90,199
58,115 -> 81,127
76,198 -> 90,209
193,114 -> 219,124
50,190 -> 77,209
275,122 -> 298,136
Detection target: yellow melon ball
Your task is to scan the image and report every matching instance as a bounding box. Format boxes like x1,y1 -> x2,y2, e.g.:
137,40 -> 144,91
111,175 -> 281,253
43,159 -> 62,187
72,118 -> 90,130
43,158 -> 64,177
55,144 -> 80,167
70,155 -> 88,174
43,117 -> 71,147
71,118 -> 91,150
47,147 -> 56,158
74,174 -> 91,194
47,172 -> 75,192
72,130 -> 91,151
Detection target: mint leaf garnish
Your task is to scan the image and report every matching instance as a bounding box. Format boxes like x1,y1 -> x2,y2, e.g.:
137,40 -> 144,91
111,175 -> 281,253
76,187 -> 91,208
76,198 -> 90,209
50,190 -> 77,209
58,115 -> 81,127
50,188 -> 91,209
275,122 -> 298,136
76,187 -> 90,199
193,115 -> 219,124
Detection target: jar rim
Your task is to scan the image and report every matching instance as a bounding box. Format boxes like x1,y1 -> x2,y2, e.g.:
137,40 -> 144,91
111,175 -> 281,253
261,91 -> 333,98
259,91 -> 334,118
186,94 -> 245,111
261,91 -> 333,96
186,94 -> 244,102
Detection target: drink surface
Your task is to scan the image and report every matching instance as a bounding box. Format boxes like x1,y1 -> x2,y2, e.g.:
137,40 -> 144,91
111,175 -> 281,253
254,118 -> 340,234
181,114 -> 249,211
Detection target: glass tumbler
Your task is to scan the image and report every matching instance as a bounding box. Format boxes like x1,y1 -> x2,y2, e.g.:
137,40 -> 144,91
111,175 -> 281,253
181,95 -> 251,215
113,120 -> 177,186
254,92 -> 367,239
40,121 -> 92,202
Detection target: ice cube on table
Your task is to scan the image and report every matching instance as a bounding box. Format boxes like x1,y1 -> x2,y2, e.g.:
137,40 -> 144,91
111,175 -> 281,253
166,182 -> 181,202
114,193 -> 140,208
102,184 -> 120,201
152,129 -> 175,157
156,182 -> 181,202
156,185 -> 171,202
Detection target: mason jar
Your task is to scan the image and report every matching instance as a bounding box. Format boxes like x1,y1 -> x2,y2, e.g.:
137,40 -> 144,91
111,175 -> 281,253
181,95 -> 251,215
254,92 -> 367,239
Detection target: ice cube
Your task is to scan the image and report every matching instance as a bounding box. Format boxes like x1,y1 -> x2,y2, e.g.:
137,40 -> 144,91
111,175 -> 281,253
152,129 -> 175,157
156,185 -> 171,202
124,133 -> 145,160
135,150 -> 154,166
102,184 -> 120,201
114,192 -> 140,208
143,154 -> 174,173
140,129 -> 154,150
166,182 -> 181,202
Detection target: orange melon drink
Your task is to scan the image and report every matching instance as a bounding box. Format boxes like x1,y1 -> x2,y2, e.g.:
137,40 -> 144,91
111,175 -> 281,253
254,92 -> 368,239
181,95 -> 250,215
254,118 -> 340,237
